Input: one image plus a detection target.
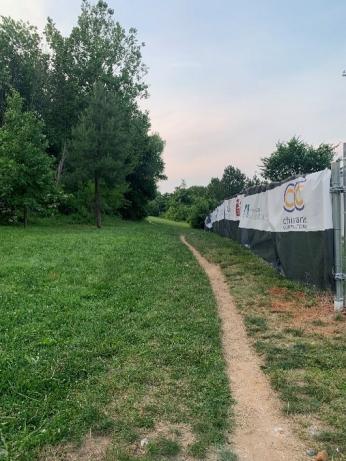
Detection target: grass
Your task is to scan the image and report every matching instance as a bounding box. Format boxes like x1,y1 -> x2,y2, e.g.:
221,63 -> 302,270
186,228 -> 346,460
3,215 -> 344,460
147,216 -> 190,228
0,218 -> 232,460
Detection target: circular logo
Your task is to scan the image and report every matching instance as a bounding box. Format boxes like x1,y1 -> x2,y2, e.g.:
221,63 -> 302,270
283,179 -> 305,212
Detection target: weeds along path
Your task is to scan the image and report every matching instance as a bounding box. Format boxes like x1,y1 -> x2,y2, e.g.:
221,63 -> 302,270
181,235 -> 305,461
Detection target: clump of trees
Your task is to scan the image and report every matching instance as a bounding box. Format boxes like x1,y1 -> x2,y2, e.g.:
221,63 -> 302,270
261,137 -> 335,182
0,91 -> 56,226
148,167 -> 260,228
0,0 -> 165,227
149,137 -> 335,229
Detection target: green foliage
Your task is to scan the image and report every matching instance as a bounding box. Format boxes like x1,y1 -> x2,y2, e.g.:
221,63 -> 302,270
146,192 -> 170,217
44,17 -> 82,163
0,2 -> 164,224
68,0 -> 147,99
188,198 -> 214,229
120,132 -> 166,220
147,437 -> 180,457
207,166 -> 256,204
246,174 -> 263,188
207,177 -> 224,202
0,91 -> 55,225
221,165 -> 247,198
155,164 -> 257,227
261,137 -> 335,182
0,17 -> 48,122
164,183 -> 192,222
58,181 -> 126,223
68,83 -> 133,227
163,182 -> 214,225
44,0 -> 148,171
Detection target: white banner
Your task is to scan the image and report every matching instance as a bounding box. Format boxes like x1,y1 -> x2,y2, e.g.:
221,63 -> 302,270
215,202 -> 225,222
210,209 -> 217,224
239,169 -> 332,232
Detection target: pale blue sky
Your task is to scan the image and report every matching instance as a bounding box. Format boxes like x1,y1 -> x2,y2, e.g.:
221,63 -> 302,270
2,0 -> 346,191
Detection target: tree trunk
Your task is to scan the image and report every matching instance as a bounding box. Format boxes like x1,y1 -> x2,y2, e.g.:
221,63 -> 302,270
23,206 -> 28,228
56,141 -> 67,184
95,174 -> 102,228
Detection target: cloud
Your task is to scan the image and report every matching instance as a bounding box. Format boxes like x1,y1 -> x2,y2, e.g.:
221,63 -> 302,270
154,59 -> 346,193
0,0 -> 48,30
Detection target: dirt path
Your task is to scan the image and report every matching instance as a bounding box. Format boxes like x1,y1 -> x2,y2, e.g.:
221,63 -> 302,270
181,235 -> 305,461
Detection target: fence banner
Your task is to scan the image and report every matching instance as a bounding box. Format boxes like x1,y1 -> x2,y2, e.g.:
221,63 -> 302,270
225,195 -> 243,221
205,169 -> 334,289
216,202 -> 225,222
239,170 -> 332,232
210,209 -> 217,224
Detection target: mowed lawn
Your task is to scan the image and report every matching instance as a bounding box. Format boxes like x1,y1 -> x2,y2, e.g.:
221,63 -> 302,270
0,219 -> 231,460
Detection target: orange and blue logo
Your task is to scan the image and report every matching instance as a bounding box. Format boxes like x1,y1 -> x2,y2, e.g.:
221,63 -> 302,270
283,179 -> 306,212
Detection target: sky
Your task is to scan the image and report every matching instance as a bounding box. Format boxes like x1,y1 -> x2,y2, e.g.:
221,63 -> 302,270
1,0 -> 346,192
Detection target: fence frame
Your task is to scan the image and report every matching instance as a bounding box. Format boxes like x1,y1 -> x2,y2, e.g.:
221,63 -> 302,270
209,157 -> 346,310
330,144 -> 346,311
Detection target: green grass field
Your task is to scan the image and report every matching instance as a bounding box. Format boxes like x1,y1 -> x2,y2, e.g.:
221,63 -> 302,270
0,218 -> 232,460
1,217 -> 345,460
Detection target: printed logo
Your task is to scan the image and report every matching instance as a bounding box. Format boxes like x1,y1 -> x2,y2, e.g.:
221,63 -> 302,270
236,198 -> 241,217
283,179 -> 306,212
243,203 -> 250,217
242,202 -> 263,221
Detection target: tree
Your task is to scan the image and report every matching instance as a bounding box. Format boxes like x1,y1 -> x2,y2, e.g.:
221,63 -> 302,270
188,198 -> 213,229
221,165 -> 247,198
163,184 -> 214,223
68,83 -> 134,228
0,16 -> 48,123
246,174 -> 263,188
206,166 -> 247,202
121,131 -> 166,219
0,3 -> 165,225
207,177 -> 224,202
146,192 -> 170,216
68,1 -> 147,99
44,0 -> 148,182
44,18 -> 82,182
261,137 -> 335,182
0,91 -> 55,226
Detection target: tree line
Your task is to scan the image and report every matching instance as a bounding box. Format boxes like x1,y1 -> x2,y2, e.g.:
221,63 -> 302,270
0,1 -> 165,227
149,137 -> 335,228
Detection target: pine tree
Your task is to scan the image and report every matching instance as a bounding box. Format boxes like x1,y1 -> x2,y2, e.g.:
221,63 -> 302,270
68,83 -> 134,227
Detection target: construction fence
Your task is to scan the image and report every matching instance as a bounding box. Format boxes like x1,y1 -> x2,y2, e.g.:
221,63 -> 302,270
205,158 -> 346,310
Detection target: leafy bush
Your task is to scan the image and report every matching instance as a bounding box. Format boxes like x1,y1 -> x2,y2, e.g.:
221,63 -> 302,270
188,199 -> 213,229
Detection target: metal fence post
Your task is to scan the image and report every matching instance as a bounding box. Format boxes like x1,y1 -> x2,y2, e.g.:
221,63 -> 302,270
331,159 -> 344,310
343,144 -> 346,308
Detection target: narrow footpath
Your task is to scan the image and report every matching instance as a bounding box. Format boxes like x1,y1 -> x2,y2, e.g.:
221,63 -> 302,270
181,235 -> 305,461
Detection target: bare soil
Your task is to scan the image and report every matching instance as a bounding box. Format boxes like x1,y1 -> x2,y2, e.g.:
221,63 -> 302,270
269,287 -> 346,336
181,235 -> 305,461
40,434 -> 111,461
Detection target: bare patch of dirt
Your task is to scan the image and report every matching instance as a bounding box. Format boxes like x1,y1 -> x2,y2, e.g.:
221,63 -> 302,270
40,434 -> 111,461
269,288 -> 346,336
181,235 -> 305,461
130,421 -> 195,459
124,421 -> 196,461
